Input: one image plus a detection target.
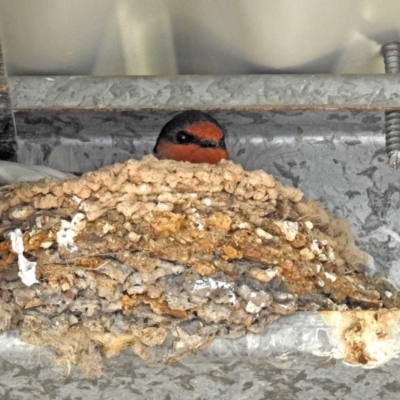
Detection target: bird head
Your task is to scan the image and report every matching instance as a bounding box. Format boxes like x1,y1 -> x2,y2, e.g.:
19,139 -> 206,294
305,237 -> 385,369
153,110 -> 228,164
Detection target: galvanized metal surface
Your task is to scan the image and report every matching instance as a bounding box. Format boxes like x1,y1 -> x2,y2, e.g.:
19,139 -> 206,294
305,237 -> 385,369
8,75 -> 400,111
2,75 -> 400,398
0,313 -> 400,400
2,312 -> 400,400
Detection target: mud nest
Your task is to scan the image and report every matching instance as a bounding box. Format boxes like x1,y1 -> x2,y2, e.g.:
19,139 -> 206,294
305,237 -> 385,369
0,155 -> 399,377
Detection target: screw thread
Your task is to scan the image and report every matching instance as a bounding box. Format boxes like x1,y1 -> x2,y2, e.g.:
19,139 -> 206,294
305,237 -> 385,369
382,42 -> 400,73
382,43 -> 400,168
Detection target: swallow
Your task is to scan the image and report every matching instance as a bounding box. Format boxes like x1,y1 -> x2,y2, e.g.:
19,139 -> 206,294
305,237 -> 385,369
0,110 -> 229,184
153,110 -> 229,164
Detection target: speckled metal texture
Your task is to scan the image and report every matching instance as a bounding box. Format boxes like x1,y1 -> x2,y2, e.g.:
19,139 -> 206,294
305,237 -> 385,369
8,75 -> 400,110
2,75 -> 400,399
2,313 -> 400,400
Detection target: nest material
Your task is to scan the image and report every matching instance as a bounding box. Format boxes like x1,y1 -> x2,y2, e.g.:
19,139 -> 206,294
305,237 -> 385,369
0,155 -> 399,377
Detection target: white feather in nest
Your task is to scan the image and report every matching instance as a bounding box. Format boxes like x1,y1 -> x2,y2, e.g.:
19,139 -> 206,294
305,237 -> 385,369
0,161 -> 74,184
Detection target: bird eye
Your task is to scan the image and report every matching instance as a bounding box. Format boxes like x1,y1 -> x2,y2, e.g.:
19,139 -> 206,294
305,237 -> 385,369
176,131 -> 193,144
